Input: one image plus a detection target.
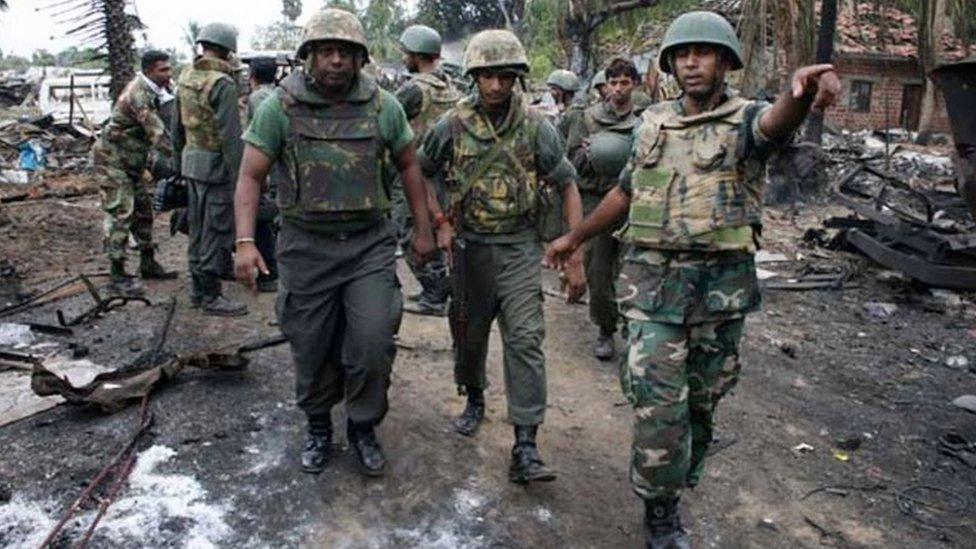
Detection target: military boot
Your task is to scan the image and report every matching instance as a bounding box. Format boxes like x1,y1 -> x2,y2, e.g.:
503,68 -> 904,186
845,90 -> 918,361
403,296 -> 448,316
189,274 -> 205,308
301,414 -> 332,474
139,249 -> 178,280
199,275 -> 247,317
454,387 -> 485,437
593,333 -> 615,361
644,497 -> 691,549
508,425 -> 556,484
106,260 -> 145,297
347,419 -> 386,477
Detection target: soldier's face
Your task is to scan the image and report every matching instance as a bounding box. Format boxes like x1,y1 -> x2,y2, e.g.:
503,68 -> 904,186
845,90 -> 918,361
606,75 -> 635,107
672,44 -> 728,99
403,52 -> 419,73
475,70 -> 517,108
145,60 -> 172,88
308,41 -> 362,90
549,86 -> 566,105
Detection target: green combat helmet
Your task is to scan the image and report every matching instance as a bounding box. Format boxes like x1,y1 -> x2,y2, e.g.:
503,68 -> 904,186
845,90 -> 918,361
658,11 -> 743,74
197,22 -> 238,53
400,25 -> 442,56
588,131 -> 632,177
547,69 -> 580,92
297,8 -> 369,60
590,69 -> 606,91
463,29 -> 529,76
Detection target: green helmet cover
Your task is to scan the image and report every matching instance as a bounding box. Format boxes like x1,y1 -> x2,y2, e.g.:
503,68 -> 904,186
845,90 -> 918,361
658,11 -> 743,74
400,25 -> 442,56
588,131 -> 632,177
197,22 -> 239,53
547,69 -> 580,92
297,8 -> 369,60
463,29 -> 529,76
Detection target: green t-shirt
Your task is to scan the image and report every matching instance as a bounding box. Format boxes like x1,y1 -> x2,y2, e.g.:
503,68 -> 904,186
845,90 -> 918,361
243,81 -> 414,233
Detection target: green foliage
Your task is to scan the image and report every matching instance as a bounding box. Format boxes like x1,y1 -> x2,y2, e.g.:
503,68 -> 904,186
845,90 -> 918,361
31,49 -> 56,66
414,0 -> 511,41
252,21 -> 302,51
0,53 -> 30,71
522,0 -> 564,80
317,0 -> 408,61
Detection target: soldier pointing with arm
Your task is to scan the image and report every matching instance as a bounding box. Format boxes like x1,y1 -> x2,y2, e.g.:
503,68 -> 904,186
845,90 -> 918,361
418,30 -> 586,484
546,11 -> 841,548
233,8 -> 436,477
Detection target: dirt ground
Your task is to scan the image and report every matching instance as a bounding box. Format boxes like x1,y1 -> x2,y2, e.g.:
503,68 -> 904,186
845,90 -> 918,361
1,182 -> 976,548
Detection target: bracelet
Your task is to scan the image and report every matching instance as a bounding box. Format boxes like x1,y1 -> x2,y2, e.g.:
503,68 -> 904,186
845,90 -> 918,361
235,237 -> 256,246
433,212 -> 450,229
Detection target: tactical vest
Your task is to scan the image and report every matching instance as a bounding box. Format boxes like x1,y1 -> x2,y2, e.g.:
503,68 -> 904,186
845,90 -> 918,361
409,72 -> 461,138
276,72 -> 388,224
624,96 -> 764,250
446,96 -> 541,234
177,56 -> 234,154
579,103 -> 637,193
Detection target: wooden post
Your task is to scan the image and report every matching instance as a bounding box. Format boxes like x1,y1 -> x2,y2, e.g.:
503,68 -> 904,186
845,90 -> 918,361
804,0 -> 838,144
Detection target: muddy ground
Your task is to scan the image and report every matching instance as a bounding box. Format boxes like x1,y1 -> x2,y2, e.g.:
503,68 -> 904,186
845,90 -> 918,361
1,185 -> 975,548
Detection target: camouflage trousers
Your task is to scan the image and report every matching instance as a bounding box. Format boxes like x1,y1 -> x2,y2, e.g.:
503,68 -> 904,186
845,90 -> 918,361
622,317 -> 744,500
98,167 -> 154,262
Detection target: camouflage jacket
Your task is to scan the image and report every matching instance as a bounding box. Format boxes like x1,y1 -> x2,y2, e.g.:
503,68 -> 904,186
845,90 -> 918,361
93,75 -> 172,175
566,100 -> 638,194
419,92 -> 576,241
173,56 -> 243,183
275,71 -> 388,224
620,92 -> 778,253
394,70 -> 461,141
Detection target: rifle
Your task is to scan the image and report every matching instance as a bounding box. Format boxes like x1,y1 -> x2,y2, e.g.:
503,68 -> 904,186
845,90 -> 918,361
450,235 -> 468,393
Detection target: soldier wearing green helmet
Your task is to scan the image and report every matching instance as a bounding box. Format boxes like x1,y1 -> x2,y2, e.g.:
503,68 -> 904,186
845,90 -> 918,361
546,10 -> 841,547
545,69 -> 584,140
565,56 -> 641,362
589,69 -> 607,104
234,8 -> 437,478
172,22 -> 247,316
391,24 -> 461,317
418,29 -> 585,484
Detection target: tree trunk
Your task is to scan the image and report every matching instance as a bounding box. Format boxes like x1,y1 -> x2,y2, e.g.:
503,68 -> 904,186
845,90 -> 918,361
917,0 -> 947,145
562,0 -> 659,80
103,0 -> 134,101
804,0 -> 838,144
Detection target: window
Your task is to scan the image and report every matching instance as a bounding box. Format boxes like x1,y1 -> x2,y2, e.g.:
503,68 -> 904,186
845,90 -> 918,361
848,80 -> 873,112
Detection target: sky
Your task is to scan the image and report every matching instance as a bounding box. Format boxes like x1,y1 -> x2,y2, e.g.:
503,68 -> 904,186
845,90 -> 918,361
0,0 -> 358,58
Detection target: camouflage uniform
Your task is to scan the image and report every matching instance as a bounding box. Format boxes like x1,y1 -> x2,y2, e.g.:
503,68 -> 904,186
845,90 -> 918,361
419,90 -> 576,426
566,100 -> 638,340
173,55 -> 244,302
393,70 -> 460,307
244,67 -> 414,427
617,90 -> 783,500
93,75 -> 172,263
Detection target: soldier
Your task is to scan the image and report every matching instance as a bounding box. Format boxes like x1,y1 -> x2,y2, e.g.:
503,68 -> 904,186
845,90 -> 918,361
418,30 -> 586,483
233,9 -> 436,477
545,11 -> 840,547
245,56 -> 280,293
93,50 -> 178,296
565,56 -> 640,361
392,24 -> 460,316
589,69 -> 607,104
172,22 -> 248,316
545,69 -> 583,140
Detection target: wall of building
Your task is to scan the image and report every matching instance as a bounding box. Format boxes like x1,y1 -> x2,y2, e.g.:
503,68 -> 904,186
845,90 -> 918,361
825,53 -> 951,133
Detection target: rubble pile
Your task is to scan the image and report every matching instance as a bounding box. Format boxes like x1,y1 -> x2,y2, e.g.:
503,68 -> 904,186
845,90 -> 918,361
0,116 -> 93,186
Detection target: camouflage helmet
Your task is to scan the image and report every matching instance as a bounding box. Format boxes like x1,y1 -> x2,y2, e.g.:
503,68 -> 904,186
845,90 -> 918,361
297,8 -> 369,60
590,69 -> 607,90
588,131 -> 632,177
658,11 -> 743,74
197,22 -> 238,53
547,69 -> 580,92
463,29 -> 529,76
399,25 -> 442,56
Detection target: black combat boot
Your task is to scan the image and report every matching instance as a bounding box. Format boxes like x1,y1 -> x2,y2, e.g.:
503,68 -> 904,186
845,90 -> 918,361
508,425 -> 556,484
301,414 -> 332,474
593,333 -> 615,361
106,260 -> 145,297
199,275 -> 247,317
255,275 -> 278,293
347,419 -> 386,477
139,249 -> 178,280
644,497 -> 691,549
189,274 -> 204,308
454,387 -> 485,437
